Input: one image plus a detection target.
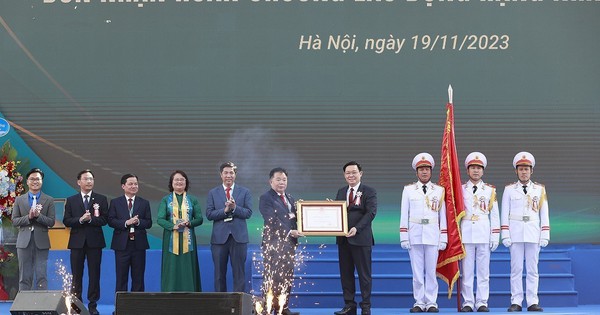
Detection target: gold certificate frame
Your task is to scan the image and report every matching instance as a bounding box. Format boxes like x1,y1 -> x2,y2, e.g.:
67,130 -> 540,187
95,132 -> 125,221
296,200 -> 348,236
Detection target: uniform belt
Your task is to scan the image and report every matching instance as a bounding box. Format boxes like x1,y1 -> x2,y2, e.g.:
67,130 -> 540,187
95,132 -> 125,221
409,217 -> 438,225
466,214 -> 489,221
509,214 -> 538,222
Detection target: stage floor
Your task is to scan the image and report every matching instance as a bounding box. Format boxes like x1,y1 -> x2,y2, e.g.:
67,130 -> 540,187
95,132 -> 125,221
2,303 -> 600,315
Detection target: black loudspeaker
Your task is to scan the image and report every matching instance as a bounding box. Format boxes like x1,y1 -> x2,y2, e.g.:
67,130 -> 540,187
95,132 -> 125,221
115,292 -> 256,315
10,290 -> 89,315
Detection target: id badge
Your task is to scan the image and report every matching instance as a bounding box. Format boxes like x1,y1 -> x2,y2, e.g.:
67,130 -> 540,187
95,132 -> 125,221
224,217 -> 233,222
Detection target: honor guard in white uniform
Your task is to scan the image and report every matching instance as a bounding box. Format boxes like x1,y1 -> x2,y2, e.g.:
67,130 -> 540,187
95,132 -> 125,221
501,152 -> 550,312
400,153 -> 448,313
460,152 -> 500,313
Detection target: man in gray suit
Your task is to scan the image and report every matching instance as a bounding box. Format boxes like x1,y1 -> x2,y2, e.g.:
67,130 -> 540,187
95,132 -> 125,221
12,168 -> 56,291
206,162 -> 253,292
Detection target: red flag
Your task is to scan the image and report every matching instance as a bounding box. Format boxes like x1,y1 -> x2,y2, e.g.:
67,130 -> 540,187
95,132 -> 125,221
436,102 -> 466,298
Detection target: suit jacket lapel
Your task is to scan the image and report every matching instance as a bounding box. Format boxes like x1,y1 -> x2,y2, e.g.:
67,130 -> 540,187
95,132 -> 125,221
20,196 -> 30,215
287,193 -> 296,213
78,194 -> 86,211
121,196 -> 130,217
89,193 -> 97,208
38,193 -> 48,205
232,187 -> 239,202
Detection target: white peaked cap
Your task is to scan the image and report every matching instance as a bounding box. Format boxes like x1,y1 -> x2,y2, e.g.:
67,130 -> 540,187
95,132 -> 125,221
513,151 -> 535,168
412,152 -> 435,170
465,152 -> 487,169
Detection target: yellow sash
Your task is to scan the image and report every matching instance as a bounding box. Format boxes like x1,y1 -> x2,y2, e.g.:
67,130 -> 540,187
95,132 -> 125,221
171,192 -> 190,255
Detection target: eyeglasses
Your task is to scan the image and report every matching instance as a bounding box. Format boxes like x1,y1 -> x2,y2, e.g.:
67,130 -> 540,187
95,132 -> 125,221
173,178 -> 186,182
81,177 -> 94,182
27,178 -> 42,182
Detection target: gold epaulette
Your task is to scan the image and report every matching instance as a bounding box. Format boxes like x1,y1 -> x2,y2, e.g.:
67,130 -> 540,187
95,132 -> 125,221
534,182 -> 545,187
405,182 -> 416,187
484,183 -> 496,189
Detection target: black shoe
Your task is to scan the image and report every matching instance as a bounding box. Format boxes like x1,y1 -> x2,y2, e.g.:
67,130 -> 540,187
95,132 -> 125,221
410,306 -> 424,313
361,308 -> 371,315
427,306 -> 439,313
281,308 -> 300,315
88,307 -> 100,315
527,304 -> 543,312
461,305 -> 474,312
477,305 -> 490,312
334,305 -> 357,315
508,304 -> 523,312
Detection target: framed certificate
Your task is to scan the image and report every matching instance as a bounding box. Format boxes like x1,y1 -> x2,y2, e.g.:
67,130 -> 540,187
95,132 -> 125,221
296,200 -> 348,236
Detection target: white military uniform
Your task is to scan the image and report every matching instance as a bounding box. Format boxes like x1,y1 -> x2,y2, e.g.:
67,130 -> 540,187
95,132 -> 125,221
460,152 -> 500,311
400,153 -> 448,311
461,180 -> 500,309
501,152 -> 550,308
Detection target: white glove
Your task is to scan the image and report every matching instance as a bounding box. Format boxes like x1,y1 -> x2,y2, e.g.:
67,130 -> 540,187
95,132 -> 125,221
401,240 -> 411,250
540,239 -> 549,247
490,241 -> 499,252
438,242 -> 447,251
502,238 -> 512,247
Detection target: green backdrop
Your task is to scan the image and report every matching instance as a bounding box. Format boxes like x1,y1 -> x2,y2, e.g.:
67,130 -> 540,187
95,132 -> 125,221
1,0 -> 598,245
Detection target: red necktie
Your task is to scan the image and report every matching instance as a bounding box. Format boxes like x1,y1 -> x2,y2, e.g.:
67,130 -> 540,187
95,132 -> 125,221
226,187 -> 231,200
128,198 -> 135,240
280,194 -> 287,206
348,188 -> 354,206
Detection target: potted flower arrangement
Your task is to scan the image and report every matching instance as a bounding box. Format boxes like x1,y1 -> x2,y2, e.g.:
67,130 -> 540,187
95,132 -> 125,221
0,140 -> 27,300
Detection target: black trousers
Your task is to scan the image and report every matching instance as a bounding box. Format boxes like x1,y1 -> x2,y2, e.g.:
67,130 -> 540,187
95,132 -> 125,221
338,239 -> 372,309
70,246 -> 102,307
114,241 -> 146,292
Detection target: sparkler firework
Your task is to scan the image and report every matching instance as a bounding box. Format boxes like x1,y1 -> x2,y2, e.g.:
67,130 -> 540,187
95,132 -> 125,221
253,219 -> 311,315
56,259 -> 77,315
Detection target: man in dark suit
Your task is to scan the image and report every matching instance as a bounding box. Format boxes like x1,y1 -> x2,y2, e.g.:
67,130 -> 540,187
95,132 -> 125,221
206,162 -> 253,293
259,167 -> 302,315
63,169 -> 108,315
108,174 -> 152,295
12,168 -> 56,291
334,161 -> 377,315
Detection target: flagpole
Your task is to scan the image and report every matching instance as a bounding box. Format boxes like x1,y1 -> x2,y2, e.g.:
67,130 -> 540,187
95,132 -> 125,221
449,84 -> 462,312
